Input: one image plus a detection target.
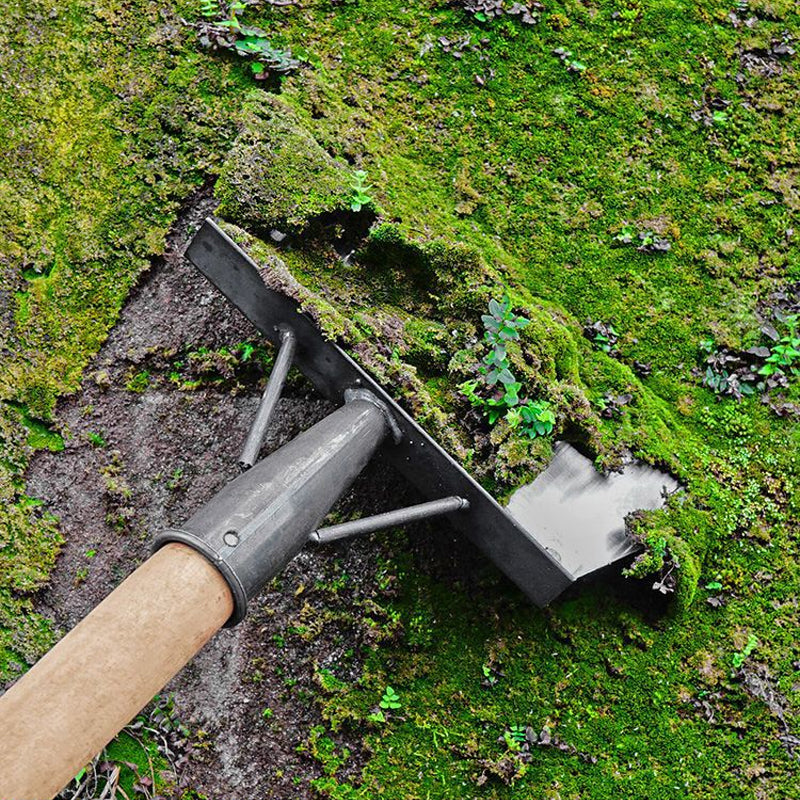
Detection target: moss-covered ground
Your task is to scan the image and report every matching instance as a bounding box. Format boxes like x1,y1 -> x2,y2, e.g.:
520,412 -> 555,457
2,0 -> 799,796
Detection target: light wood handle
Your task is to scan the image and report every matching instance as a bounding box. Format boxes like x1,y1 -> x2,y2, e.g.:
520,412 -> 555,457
0,543 -> 233,800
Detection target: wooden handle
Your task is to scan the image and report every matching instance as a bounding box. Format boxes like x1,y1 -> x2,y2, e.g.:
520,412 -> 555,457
0,543 -> 233,799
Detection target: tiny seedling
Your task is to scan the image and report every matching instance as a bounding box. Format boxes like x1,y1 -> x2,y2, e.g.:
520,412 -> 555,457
481,664 -> 497,686
379,686 -> 401,710
613,224 -> 671,253
199,0 -> 220,18
461,297 -> 554,438
86,431 -> 107,448
239,342 -> 255,361
350,170 -> 373,212
732,634 -> 758,669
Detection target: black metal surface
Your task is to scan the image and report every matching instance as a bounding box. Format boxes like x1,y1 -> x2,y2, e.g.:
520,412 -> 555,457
185,219 -> 574,606
310,496 -> 469,544
153,399 -> 388,625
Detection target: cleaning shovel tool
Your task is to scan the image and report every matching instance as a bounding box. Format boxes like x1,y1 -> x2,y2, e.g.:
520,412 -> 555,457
0,219 -> 674,798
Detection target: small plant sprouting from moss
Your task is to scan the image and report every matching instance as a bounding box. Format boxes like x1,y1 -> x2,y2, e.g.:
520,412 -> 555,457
349,169 -> 373,212
199,0 -> 220,18
552,47 -> 586,73
613,224 -> 671,253
732,634 -> 758,669
460,297 -> 555,438
380,686 -> 401,710
583,319 -> 620,357
368,685 -> 401,724
758,314 -> 800,378
196,0 -> 303,80
698,315 -> 800,402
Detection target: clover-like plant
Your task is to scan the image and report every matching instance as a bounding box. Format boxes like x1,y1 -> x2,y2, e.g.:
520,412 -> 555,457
380,686 -> 401,710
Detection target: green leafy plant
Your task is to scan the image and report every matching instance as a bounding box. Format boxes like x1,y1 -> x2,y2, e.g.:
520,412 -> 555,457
349,169 -> 373,212
86,431 -> 107,447
197,0 -> 303,80
732,634 -> 758,669
199,0 -> 220,18
758,315 -> 800,377
502,724 -> 528,751
506,399 -> 556,437
379,686 -> 401,710
460,298 -> 554,438
508,724 -> 527,744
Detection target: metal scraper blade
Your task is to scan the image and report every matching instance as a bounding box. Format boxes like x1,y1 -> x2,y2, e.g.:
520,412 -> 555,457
505,442 -> 678,578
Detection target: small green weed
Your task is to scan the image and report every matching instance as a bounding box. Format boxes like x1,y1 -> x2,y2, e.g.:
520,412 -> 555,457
583,319 -> 620,356
613,224 -> 671,253
196,0 -> 303,80
86,431 -> 107,448
380,686 -> 401,710
758,315 -> 800,377
199,0 -> 220,18
506,399 -> 556,436
502,724 -> 528,751
732,634 -> 758,669
460,297 -> 555,438
349,169 -> 373,212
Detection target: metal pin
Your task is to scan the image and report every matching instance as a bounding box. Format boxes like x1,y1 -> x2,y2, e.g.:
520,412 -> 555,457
239,328 -> 296,470
310,496 -> 469,544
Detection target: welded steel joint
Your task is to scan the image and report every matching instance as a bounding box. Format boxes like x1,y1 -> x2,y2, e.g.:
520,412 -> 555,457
152,390 -> 393,625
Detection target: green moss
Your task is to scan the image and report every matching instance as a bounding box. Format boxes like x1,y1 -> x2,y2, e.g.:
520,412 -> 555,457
215,93 -> 352,233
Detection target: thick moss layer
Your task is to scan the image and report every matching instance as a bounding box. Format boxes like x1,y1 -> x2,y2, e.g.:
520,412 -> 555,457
216,93 -> 353,233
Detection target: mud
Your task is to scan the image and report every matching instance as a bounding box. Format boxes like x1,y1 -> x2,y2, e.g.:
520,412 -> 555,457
26,195 -> 423,798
